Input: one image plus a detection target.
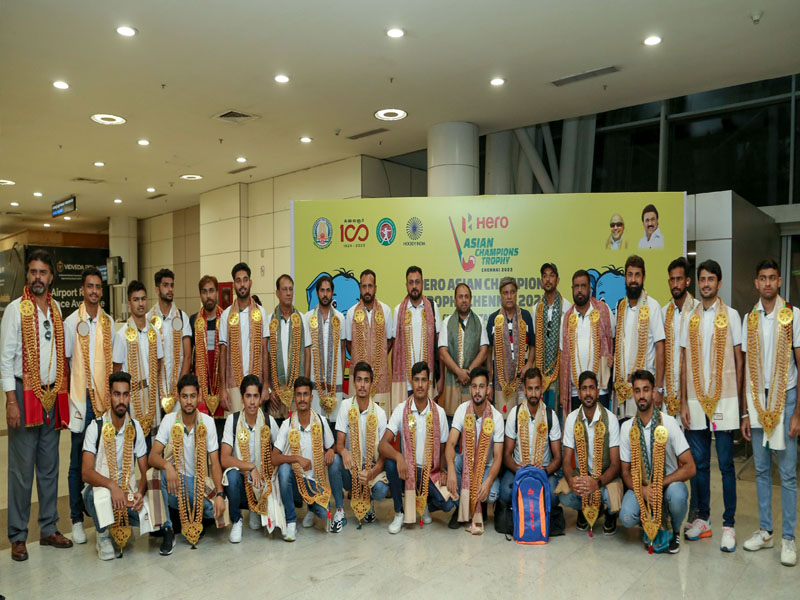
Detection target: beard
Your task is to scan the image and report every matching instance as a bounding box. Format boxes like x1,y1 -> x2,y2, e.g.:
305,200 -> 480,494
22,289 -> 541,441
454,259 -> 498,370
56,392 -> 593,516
409,288 -> 421,301
361,292 -> 373,304
671,287 -> 687,300
236,287 -> 249,299
573,292 -> 589,307
626,283 -> 642,300
30,281 -> 46,294
203,298 -> 216,311
319,296 -> 331,307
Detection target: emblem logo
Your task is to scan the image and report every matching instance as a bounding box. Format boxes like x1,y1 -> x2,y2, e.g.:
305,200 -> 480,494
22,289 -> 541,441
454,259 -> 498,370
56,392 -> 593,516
376,218 -> 396,246
406,217 -> 423,240
312,217 -> 333,249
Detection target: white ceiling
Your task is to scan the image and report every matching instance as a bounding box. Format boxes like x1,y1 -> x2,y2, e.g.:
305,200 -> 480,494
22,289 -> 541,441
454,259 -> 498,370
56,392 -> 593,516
2,0 -> 799,235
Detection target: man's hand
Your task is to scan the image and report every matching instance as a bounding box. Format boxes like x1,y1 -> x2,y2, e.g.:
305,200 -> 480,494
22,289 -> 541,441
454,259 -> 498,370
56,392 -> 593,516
250,468 -> 264,490
357,467 -> 371,485
397,459 -> 408,481
341,448 -> 353,471
270,390 -> 281,411
131,492 -> 144,511
213,495 -> 225,519
6,402 -> 20,429
572,475 -> 598,497
741,417 -> 751,441
680,404 -> 691,430
110,483 -> 127,511
476,479 -> 492,503
165,463 -> 180,496
789,412 -> 800,438
641,485 -> 653,505
654,389 -> 664,407
446,469 -> 459,498
260,389 -> 270,407
219,388 -> 231,413
298,457 -> 312,472
457,369 -> 471,387
324,448 -> 334,466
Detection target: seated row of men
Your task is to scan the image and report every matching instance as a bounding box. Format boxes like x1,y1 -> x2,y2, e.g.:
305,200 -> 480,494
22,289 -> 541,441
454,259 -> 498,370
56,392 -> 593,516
82,360 -> 693,559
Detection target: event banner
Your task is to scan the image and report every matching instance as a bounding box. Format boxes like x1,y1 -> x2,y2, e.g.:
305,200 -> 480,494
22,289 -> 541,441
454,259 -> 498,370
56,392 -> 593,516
292,193 -> 684,320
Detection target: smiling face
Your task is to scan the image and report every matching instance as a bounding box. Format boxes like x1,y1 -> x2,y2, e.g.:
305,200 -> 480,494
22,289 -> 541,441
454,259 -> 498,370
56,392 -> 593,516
643,211 -> 658,237
179,385 -> 199,415
27,259 -> 53,297
698,269 -> 721,301
82,274 -> 103,307
234,269 -> 252,300
609,214 -> 625,240
469,374 -> 488,407
294,384 -> 312,411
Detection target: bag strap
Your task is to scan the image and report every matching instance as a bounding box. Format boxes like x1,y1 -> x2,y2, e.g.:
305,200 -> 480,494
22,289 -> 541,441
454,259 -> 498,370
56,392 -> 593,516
232,411 -> 240,435
93,417 -> 104,453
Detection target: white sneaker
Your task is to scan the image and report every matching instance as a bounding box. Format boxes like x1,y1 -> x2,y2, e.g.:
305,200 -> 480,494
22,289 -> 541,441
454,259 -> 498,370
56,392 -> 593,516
422,507 -> 432,524
781,539 -> 797,566
685,518 -> 712,541
72,522 -> 87,544
282,522 -> 297,542
96,532 -> 115,561
229,519 -> 243,543
249,511 -> 262,530
743,529 -> 773,551
388,513 -> 404,534
302,510 -> 316,528
720,526 -> 736,552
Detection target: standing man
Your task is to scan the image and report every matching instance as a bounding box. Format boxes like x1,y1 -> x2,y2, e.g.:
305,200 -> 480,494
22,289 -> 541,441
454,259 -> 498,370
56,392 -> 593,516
614,255 -> 665,418
189,275 -> 224,439
305,275 -> 345,427
680,259 -> 743,552
638,204 -> 664,249
113,281 -> 164,439
64,266 -> 117,545
380,362 -> 454,534
560,270 -> 615,413
149,374 -> 226,554
438,283 -> 489,421
486,276 -> 534,414
533,263 -> 572,413
619,370 -> 695,554
445,366 -> 504,534
345,269 -> 394,411
2,249 -> 72,561
741,259 -> 799,566
662,258 -> 699,419
147,269 -> 192,419
392,266 -> 442,412
219,262 -> 269,416
268,274 -> 311,421
560,371 -> 622,536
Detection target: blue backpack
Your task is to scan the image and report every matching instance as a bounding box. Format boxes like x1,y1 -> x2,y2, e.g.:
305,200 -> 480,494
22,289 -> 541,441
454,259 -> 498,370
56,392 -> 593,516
512,466 -> 551,544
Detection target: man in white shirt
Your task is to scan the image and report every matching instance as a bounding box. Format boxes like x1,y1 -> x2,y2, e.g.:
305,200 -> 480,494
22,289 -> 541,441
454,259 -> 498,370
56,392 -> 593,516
619,370 -> 695,554
638,203 -> 665,249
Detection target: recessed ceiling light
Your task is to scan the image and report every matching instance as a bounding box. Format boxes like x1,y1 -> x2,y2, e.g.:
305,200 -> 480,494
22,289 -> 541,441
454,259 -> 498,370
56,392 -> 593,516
53,80 -> 69,90
180,174 -> 203,180
10,202 -> 19,207
91,113 -> 126,125
387,28 -> 405,38
64,216 -> 71,221
374,108 -> 407,121
299,136 -> 313,143
236,156 -> 247,163
33,192 -> 43,197
490,77 -> 505,86
644,35 -> 662,46
0,179 -> 15,186
94,161 -> 105,167
274,74 -> 290,83
137,139 -> 150,146
116,26 -> 138,37
146,187 -> 156,193
114,198 -> 123,204
43,223 -> 51,227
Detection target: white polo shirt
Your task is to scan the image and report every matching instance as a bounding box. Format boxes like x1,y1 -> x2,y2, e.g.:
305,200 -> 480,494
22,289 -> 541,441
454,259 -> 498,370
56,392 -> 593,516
112,319 -> 165,384
344,301 -> 395,342
304,307 -> 344,421
505,404 -> 561,467
619,411 -> 689,477
559,303 -> 617,397
334,397 -> 388,465
219,303 -> 269,378
450,401 -> 504,468
221,412 -> 279,457
741,301 -> 800,391
275,414 -> 335,482
562,405 -> 620,472
155,412 -> 219,478
0,297 -> 62,391
680,302 -> 742,383
387,400 -> 448,467
393,299 -> 442,391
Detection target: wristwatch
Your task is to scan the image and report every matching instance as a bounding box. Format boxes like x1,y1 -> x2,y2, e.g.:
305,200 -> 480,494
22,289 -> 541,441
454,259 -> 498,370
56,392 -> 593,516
656,387 -> 665,395
216,490 -> 225,498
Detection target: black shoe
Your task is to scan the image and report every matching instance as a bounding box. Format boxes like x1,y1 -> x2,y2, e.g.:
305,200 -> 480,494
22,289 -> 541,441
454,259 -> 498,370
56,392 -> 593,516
448,510 -> 461,530
364,509 -> 376,523
576,511 -> 589,531
159,527 -> 176,556
603,513 -> 617,536
669,533 -> 680,554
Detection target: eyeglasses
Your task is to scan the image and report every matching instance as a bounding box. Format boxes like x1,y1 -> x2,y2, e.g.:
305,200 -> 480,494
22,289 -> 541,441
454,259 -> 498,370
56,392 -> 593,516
43,319 -> 52,341
610,222 -> 624,228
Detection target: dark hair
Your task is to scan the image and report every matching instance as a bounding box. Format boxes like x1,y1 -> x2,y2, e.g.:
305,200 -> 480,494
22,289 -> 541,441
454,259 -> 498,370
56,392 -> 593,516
109,370 -> 131,391
351,361 -> 374,381
625,254 -> 646,277
154,268 -> 175,287
81,266 -> 103,286
315,275 -> 334,294
293,376 -> 314,392
177,373 -> 199,394
499,276 -> 517,291
126,279 -> 146,300
198,275 -> 218,292
359,269 -> 376,285
252,295 -> 261,305
578,371 -> 598,387
755,258 -> 780,277
276,274 -> 293,290
468,365 -> 490,383
667,257 -> 692,279
454,282 -> 471,298
240,373 -> 263,396
411,361 -> 430,379
231,262 -> 251,279
26,248 -> 55,276
540,263 -> 558,277
406,265 -> 423,279
523,367 -> 543,385
641,204 -> 659,221
572,269 -> 591,285
631,369 -> 655,386
697,259 -> 722,281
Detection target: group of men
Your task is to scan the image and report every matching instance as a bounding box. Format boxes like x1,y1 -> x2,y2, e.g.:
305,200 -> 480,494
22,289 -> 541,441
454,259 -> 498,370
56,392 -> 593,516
2,249 -> 797,568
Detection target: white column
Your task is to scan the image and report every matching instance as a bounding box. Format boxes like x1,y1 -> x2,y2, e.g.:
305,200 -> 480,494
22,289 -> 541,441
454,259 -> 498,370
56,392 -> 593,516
427,122 -> 479,196
108,215 -> 138,319
484,131 -> 513,194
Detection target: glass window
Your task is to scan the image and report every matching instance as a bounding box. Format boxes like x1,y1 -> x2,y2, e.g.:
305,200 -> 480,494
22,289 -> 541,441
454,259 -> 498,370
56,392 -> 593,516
669,77 -> 792,114
592,125 -> 659,192
667,103 -> 790,206
596,102 -> 661,128
790,236 -> 800,302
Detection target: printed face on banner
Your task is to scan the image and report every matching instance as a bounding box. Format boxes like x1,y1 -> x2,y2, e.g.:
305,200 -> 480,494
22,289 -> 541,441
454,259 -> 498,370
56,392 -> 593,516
295,193 -> 684,320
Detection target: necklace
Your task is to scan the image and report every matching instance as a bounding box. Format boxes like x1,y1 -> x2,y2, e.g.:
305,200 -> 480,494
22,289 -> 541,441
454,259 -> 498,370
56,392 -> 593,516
574,414 -> 605,534
237,422 -> 273,514
348,400 -> 377,521
494,311 -> 526,409
194,306 -> 223,415
614,296 -> 649,402
171,418 -> 207,546
228,300 -> 263,389
103,419 -> 136,550
663,303 -> 681,416
689,300 -> 728,421
287,411 -> 331,511
518,404 -> 548,467
568,310 -> 601,392
630,413 -> 667,546
407,408 -> 435,519
152,308 -> 182,415
270,311 -> 302,408
463,408 -> 493,518
404,307 -> 428,385
535,297 -> 561,392
77,308 -> 113,415
19,288 -> 65,415
310,311 -> 340,415
126,322 -> 158,435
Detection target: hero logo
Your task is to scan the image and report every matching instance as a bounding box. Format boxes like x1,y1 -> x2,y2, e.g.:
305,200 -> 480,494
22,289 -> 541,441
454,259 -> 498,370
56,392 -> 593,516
461,213 -> 509,232
340,223 -> 369,242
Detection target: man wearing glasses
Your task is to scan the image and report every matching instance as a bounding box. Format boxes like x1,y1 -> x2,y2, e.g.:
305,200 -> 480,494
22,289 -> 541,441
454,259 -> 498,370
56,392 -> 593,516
1,249 -> 73,561
605,214 -> 629,250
